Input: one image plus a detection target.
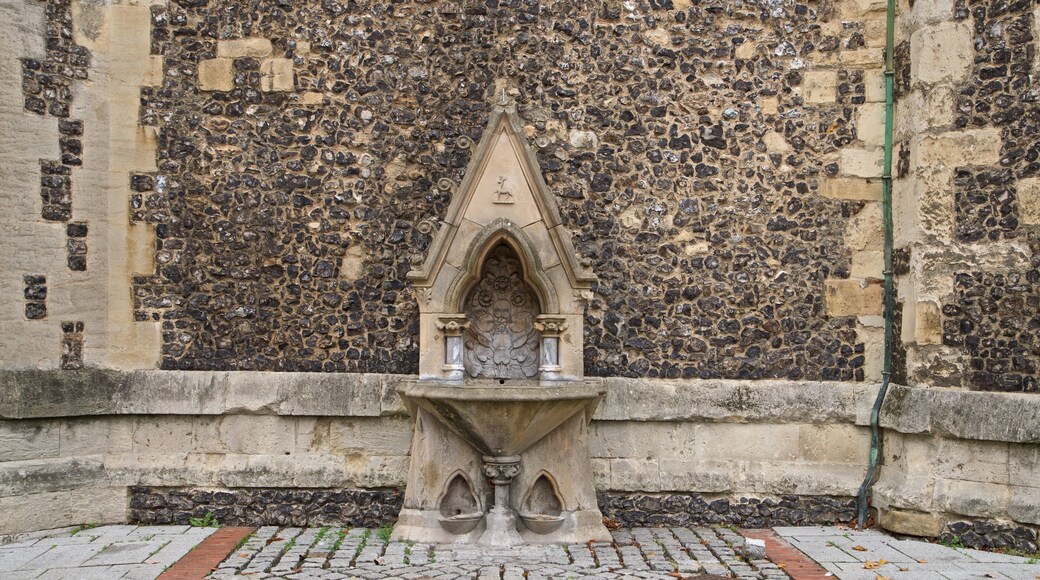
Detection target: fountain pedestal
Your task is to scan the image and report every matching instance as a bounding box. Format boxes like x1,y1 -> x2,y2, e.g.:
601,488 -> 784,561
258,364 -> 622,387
392,381 -> 611,545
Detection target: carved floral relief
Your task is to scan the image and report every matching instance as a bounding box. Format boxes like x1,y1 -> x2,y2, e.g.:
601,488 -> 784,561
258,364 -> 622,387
463,244 -> 540,379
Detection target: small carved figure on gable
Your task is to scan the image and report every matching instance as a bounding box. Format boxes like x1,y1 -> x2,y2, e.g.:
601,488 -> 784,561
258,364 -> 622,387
493,175 -> 514,205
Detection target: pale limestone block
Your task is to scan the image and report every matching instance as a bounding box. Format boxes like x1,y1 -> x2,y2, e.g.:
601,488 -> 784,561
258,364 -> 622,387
198,58 -> 234,91
905,0 -> 959,31
879,508 -> 945,537
856,102 -> 886,146
294,417 -> 331,453
327,416 -> 413,455
820,177 -> 883,201
697,423 -> 802,461
217,37 -> 273,58
298,91 -> 324,105
851,251 -> 882,280
657,459 -> 732,493
0,487 -> 126,534
935,438 -> 1010,485
741,461 -> 864,495
912,129 -> 1003,170
864,19 -> 888,48
762,131 -> 790,152
1018,177 -> 1040,225
845,202 -> 883,252
760,97 -> 778,115
798,424 -> 869,464
591,422 -> 696,460
522,220 -> 563,270
609,458 -> 661,492
934,478 -> 1010,518
0,420 -> 59,462
131,416 -> 195,453
840,147 -> 884,178
914,300 -> 942,345
873,470 -> 937,512
59,417 -> 133,456
840,48 -> 884,68
1008,443 -> 1040,488
910,22 -> 973,85
260,58 -> 294,92
801,70 -> 838,104
825,279 -> 884,316
215,415 -> 295,455
864,68 -> 886,102
1008,486 -> 1040,525
842,0 -> 887,17
734,41 -> 755,59
857,323 -> 884,381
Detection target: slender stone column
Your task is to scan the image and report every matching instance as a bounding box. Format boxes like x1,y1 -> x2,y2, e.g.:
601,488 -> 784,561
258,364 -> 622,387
534,316 -> 567,381
436,315 -> 469,381
479,455 -> 523,546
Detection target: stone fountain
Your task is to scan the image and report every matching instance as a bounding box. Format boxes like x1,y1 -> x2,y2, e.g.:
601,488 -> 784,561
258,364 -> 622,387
393,94 -> 610,545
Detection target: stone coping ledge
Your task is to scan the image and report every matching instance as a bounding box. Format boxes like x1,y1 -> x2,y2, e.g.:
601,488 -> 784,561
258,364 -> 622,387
2,370 -> 1038,443
880,384 -> 1040,444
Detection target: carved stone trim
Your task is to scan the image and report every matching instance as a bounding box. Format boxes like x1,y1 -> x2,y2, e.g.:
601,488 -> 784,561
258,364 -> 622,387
436,315 -> 470,337
534,316 -> 568,338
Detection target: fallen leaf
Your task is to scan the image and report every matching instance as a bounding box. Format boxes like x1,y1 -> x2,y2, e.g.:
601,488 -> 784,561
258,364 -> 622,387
877,576 -> 891,580
777,562 -> 787,569
918,559 -> 927,563
853,545 -> 869,551
899,567 -> 909,572
864,561 -> 880,570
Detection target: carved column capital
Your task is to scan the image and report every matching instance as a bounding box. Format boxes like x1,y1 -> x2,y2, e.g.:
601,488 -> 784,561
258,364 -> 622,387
436,315 -> 470,337
534,315 -> 568,337
482,455 -> 521,484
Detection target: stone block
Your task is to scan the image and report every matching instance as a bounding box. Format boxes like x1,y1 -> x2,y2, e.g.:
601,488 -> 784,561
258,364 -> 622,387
1008,486 -> 1040,525
801,70 -> 837,104
856,102 -> 886,146
131,416 -> 194,454
609,458 -> 661,492
0,487 -> 126,535
656,459 -> 732,492
197,58 -> 233,92
215,415 -> 294,455
935,479 -> 1010,518
820,177 -> 883,201
327,416 -> 412,455
1008,443 -> 1040,488
840,148 -> 884,178
0,420 -> 59,461
825,279 -> 883,316
798,424 -> 869,464
842,0 -> 887,17
910,22 -> 973,85
260,58 -> 294,92
912,129 -> 1003,170
59,417 -> 133,456
935,438 -> 1009,485
851,250 -> 883,278
845,202 -> 882,252
879,508 -> 945,537
914,301 -> 942,346
698,423 -> 802,462
1018,177 -> 1040,225
864,69 -> 886,102
216,37 -> 273,58
840,48 -> 884,68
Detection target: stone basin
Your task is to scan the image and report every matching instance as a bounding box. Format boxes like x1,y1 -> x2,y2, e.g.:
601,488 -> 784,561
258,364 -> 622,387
397,380 -> 605,458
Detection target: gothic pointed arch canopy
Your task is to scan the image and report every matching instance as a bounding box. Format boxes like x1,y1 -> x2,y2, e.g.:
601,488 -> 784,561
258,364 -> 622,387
409,96 -> 596,382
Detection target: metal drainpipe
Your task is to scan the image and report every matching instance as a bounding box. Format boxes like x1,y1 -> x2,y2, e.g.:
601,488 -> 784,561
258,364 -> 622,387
857,0 -> 896,529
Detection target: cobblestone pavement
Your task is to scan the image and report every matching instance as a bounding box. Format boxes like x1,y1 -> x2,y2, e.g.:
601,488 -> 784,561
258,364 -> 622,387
0,524 -> 217,579
208,526 -> 789,579
774,526 -> 1040,580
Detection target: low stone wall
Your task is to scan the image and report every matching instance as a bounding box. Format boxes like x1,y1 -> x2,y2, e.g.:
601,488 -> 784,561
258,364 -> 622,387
2,371 -> 1038,544
873,385 -> 1040,552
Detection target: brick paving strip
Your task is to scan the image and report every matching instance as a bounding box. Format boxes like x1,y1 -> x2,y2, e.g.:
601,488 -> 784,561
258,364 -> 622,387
158,527 -> 254,580
740,529 -> 831,580
206,525 -> 791,579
